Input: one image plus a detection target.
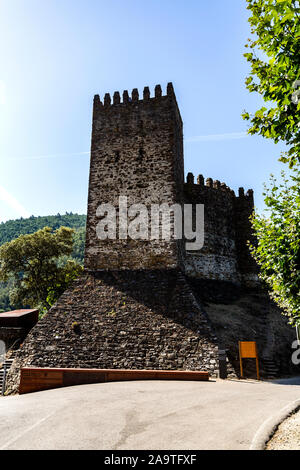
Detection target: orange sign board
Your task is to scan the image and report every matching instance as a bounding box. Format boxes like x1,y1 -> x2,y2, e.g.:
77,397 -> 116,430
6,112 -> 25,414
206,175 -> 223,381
239,341 -> 257,358
239,341 -> 260,380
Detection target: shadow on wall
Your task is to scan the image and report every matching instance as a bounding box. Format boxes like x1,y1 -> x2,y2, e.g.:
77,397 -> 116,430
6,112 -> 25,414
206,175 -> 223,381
90,269 -> 215,342
188,278 -> 298,380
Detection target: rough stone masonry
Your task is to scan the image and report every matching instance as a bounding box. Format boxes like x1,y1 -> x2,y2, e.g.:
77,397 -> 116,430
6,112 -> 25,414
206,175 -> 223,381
84,82 -> 257,286
85,83 -> 185,271
7,83 -> 293,393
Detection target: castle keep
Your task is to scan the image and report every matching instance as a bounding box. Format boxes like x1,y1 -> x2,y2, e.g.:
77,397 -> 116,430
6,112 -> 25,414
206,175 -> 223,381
6,84 -> 296,393
85,83 -> 184,271
85,82 -> 257,285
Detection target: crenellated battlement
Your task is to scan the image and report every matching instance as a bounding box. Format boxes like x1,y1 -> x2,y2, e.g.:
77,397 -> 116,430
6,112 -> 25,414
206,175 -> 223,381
93,82 -> 176,109
185,172 -> 253,199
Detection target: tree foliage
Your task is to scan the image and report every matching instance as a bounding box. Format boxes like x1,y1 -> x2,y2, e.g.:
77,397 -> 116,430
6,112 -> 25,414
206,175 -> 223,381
0,227 -> 83,311
72,226 -> 86,265
0,280 -> 13,313
0,214 -> 86,312
242,0 -> 300,167
250,165 -> 300,325
0,212 -> 86,256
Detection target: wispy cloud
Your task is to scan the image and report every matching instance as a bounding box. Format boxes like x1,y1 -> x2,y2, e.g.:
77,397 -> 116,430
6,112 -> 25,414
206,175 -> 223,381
0,185 -> 30,218
3,132 -> 249,162
185,131 -> 248,143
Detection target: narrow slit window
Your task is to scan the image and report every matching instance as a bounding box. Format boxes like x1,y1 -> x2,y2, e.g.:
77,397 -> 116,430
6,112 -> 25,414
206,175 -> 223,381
138,148 -> 144,160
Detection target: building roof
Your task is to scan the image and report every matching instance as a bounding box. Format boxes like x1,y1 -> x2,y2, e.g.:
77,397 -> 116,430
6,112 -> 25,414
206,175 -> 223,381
0,309 -> 39,318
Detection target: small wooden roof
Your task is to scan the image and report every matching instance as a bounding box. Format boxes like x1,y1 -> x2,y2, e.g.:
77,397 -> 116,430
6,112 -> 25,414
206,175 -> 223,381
0,309 -> 38,318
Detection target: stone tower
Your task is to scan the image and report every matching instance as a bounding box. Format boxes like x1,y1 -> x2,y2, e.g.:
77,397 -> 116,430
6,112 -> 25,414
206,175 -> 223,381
84,83 -> 184,271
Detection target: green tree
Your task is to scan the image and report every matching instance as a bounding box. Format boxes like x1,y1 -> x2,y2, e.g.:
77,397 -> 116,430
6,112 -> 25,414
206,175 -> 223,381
0,227 -> 83,311
0,212 -> 86,245
0,213 -> 86,312
242,0 -> 300,168
250,165 -> 300,325
0,281 -> 12,313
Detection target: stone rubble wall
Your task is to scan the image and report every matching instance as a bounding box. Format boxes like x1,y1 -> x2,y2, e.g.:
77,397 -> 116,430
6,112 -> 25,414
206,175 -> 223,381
6,270 -> 225,394
0,327 -> 29,351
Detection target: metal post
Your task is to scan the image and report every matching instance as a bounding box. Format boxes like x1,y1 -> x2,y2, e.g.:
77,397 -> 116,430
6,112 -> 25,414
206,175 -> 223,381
218,348 -> 227,379
239,342 -> 244,379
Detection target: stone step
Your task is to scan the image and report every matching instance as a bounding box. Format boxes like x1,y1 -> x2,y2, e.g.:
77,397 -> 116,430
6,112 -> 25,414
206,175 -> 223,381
262,358 -> 279,378
263,361 -> 278,367
0,371 -> 4,394
0,354 -> 17,395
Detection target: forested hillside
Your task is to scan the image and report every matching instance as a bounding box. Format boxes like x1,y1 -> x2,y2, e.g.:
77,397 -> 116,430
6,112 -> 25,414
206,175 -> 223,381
0,213 -> 87,312
0,213 -> 86,245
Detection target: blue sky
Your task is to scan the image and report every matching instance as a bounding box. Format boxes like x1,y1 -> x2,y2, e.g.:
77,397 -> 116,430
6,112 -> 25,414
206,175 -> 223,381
0,0 -> 286,222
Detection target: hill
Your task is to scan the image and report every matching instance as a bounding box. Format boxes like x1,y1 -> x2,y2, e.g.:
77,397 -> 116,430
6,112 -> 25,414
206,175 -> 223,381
0,213 -> 87,312
0,213 -> 86,245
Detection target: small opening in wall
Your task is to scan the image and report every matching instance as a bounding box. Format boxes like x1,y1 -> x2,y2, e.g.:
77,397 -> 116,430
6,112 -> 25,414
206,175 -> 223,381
138,148 -> 144,160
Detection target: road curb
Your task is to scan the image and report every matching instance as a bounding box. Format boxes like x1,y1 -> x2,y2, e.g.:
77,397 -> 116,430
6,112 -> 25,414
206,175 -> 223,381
250,398 -> 300,450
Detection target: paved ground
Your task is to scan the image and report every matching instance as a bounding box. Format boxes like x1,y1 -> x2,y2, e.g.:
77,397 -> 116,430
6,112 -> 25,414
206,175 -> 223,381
0,377 -> 300,450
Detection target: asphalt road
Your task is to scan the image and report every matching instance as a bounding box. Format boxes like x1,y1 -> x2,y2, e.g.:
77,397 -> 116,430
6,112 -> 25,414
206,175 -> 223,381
0,377 -> 300,450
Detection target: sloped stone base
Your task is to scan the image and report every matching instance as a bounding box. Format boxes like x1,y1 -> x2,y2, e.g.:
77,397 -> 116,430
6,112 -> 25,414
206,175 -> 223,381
6,269 -> 222,394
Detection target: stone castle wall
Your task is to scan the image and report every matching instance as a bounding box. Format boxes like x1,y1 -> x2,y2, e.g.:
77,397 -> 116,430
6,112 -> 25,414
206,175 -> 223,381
183,173 -> 258,286
85,83 -> 184,272
85,82 -> 258,286
0,327 -> 29,351
234,187 -> 258,286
